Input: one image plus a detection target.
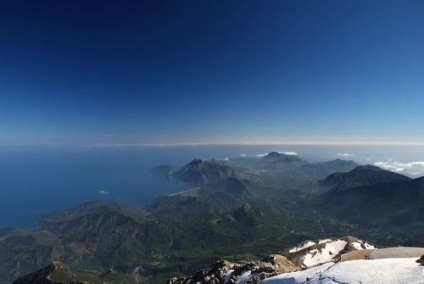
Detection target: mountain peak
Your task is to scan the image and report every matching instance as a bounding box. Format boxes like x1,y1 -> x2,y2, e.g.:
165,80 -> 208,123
169,236 -> 378,284
13,261 -> 80,284
282,236 -> 376,268
188,158 -> 203,166
176,159 -> 236,185
352,164 -> 382,172
320,164 -> 411,191
262,152 -> 300,161
263,152 -> 282,159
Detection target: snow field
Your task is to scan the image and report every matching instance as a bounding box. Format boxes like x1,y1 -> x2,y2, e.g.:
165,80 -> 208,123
263,258 -> 423,284
303,240 -> 347,267
289,241 -> 316,253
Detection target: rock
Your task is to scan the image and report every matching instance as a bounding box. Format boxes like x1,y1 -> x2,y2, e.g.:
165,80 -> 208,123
12,261 -> 86,284
416,255 -> 424,265
169,255 -> 298,283
175,159 -> 236,185
169,236 -> 376,283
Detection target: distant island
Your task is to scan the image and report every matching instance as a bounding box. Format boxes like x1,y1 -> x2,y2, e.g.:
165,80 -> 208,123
3,152 -> 424,283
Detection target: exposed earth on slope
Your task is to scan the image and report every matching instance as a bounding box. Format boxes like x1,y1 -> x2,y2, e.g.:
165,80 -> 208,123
3,153 -> 424,283
169,236 -> 424,284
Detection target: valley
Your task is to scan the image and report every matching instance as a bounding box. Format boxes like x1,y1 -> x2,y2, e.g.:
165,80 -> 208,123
2,152 -> 424,283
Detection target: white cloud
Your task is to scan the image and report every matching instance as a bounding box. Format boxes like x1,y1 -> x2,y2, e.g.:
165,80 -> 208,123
217,157 -> 230,161
99,190 -> 111,195
337,153 -> 355,157
240,154 -> 247,157
374,160 -> 424,177
281,151 -> 298,156
255,153 -> 268,157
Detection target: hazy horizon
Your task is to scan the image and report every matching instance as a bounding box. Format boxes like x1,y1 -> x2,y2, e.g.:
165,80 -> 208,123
1,0 -> 424,226
1,144 -> 423,228
2,2 -> 424,282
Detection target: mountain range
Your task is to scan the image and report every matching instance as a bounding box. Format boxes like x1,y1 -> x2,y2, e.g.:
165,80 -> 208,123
16,236 -> 424,284
2,152 -> 424,283
316,167 -> 424,239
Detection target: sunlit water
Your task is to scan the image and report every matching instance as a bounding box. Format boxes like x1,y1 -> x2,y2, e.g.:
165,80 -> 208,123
0,145 -> 423,228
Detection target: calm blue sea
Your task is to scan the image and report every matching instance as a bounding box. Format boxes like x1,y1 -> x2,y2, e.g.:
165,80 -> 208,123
0,145 -> 423,228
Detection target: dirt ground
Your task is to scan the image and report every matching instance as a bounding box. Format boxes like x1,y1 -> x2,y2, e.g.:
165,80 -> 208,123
369,247 -> 424,259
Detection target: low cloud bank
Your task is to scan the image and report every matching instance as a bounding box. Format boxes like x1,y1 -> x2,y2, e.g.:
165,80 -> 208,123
281,151 -> 298,156
337,153 -> 355,157
374,160 -> 424,177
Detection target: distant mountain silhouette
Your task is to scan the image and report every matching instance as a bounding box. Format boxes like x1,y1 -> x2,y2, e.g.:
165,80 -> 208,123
300,159 -> 358,179
262,152 -> 302,163
319,165 -> 410,191
317,166 -> 424,228
261,152 -> 303,171
4,155 -> 424,284
175,159 -> 236,185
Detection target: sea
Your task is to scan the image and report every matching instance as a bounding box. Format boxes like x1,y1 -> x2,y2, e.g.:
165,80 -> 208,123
0,144 -> 423,228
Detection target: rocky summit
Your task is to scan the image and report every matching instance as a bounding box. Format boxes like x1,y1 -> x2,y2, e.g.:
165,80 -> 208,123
175,159 -> 237,185
168,236 -> 424,284
319,164 -> 411,191
14,235 -> 424,284
167,236 -> 378,283
13,261 -> 83,284
5,153 -> 424,283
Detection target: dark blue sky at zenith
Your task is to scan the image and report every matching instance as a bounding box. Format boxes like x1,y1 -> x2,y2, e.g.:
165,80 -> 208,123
0,0 -> 424,145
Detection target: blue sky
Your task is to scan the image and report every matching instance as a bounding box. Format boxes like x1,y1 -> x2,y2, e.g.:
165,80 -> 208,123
1,0 -> 424,145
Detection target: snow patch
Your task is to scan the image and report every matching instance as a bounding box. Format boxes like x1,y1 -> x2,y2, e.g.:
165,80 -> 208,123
289,241 -> 316,253
318,239 -> 332,244
263,258 -> 422,284
235,270 -> 255,284
224,269 -> 234,283
351,239 -> 374,250
351,241 -> 363,250
303,240 -> 347,267
314,258 -> 422,284
262,262 -> 335,283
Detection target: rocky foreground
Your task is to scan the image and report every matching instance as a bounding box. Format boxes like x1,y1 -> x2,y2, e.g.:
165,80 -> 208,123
12,235 -> 424,283
13,261 -> 86,284
6,156 -> 424,284
167,236 -> 424,284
